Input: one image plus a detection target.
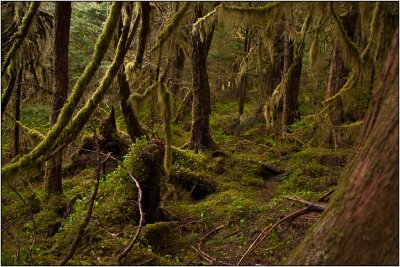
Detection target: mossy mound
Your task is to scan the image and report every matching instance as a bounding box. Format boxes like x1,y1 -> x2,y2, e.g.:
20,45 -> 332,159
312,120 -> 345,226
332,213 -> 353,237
170,167 -> 218,200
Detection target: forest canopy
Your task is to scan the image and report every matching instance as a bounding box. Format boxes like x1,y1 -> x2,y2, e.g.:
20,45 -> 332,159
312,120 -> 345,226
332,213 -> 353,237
1,2 -> 398,265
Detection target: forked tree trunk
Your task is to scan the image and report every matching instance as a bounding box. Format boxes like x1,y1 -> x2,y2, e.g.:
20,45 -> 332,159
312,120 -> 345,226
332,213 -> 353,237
288,28 -> 399,266
185,3 -> 215,151
45,2 -> 71,196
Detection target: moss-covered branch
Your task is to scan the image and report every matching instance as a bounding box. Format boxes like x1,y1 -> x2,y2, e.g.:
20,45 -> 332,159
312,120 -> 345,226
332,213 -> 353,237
48,7 -> 133,162
1,2 -> 123,181
150,2 -> 190,53
1,61 -> 17,118
361,2 -> 380,61
1,2 -> 40,78
132,2 -> 151,69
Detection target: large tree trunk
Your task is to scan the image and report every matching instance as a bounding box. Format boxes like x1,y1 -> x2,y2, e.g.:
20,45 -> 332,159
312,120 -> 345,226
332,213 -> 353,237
288,28 -> 399,266
185,3 -> 215,151
45,2 -> 71,196
326,6 -> 358,125
282,17 -> 303,131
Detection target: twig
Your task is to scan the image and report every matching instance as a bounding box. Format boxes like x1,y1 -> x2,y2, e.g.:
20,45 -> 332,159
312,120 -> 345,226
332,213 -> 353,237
283,195 -> 326,212
59,129 -> 102,265
117,159 -> 145,263
194,225 -> 232,265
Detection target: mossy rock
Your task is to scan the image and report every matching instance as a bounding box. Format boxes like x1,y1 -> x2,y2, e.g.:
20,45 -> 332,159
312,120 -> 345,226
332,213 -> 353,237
170,167 -> 217,200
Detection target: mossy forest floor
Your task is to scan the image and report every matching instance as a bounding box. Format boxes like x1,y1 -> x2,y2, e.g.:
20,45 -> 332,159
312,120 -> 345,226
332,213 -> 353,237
1,100 -> 351,265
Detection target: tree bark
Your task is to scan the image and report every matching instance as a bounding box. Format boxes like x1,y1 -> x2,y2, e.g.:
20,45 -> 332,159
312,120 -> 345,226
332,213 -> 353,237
288,28 -> 399,266
13,64 -> 22,157
282,17 -> 303,131
118,66 -> 145,142
326,6 -> 359,125
45,2 -> 71,196
185,3 -> 215,151
169,44 -> 185,114
238,26 -> 250,116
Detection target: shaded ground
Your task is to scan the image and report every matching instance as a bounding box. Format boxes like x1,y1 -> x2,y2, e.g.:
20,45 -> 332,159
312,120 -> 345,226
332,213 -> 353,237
1,101 -> 351,265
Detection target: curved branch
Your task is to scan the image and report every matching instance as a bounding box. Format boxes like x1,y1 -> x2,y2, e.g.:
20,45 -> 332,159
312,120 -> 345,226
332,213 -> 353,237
1,2 -> 40,77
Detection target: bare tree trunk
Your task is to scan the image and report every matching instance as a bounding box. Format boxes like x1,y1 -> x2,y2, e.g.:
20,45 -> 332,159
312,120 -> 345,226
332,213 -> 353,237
45,2 -> 71,196
185,3 -> 215,151
288,28 -> 399,266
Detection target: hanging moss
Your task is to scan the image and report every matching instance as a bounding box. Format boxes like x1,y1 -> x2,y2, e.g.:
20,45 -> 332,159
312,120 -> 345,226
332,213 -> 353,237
1,61 -> 17,117
132,2 -> 151,69
1,2 -> 40,77
150,2 -> 190,53
264,13 -> 312,129
2,3 -> 123,181
361,3 -> 380,61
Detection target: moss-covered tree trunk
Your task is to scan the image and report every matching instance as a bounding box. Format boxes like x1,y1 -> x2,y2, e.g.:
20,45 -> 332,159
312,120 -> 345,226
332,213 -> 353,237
118,66 -> 145,142
326,6 -> 358,125
238,26 -> 250,116
261,22 -> 284,101
45,2 -> 71,196
288,28 -> 399,266
1,61 -> 17,118
186,3 -> 215,151
13,64 -> 23,157
282,17 -> 303,131
116,11 -> 145,143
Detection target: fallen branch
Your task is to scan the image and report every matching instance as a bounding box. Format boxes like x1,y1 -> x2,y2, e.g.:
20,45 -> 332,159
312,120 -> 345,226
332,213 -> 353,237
60,129 -> 101,265
237,195 -> 325,265
193,225 -> 232,265
283,195 -> 326,212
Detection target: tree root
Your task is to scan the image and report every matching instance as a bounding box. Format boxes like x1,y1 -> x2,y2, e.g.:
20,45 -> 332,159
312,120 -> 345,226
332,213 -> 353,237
237,195 -> 326,265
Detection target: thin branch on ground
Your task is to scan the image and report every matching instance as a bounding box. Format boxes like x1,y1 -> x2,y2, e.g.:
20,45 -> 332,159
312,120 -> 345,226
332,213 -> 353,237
193,224 -> 232,265
283,195 -> 326,212
59,129 -> 101,265
237,208 -> 309,265
238,195 -> 325,265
